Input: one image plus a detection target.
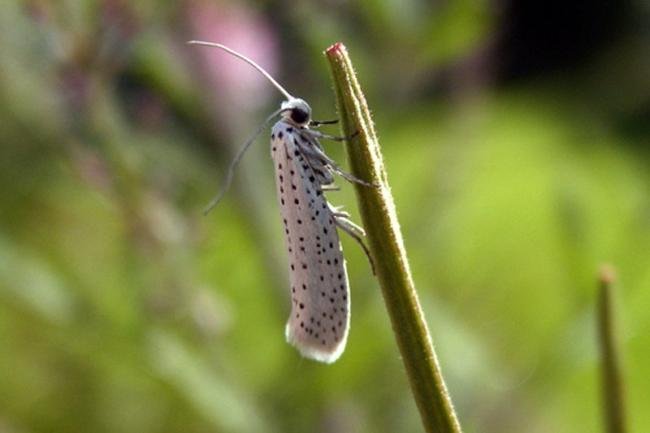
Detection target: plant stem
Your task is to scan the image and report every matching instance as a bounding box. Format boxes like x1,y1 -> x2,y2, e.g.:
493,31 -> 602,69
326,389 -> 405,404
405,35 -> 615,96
597,265 -> 628,433
325,42 -> 463,433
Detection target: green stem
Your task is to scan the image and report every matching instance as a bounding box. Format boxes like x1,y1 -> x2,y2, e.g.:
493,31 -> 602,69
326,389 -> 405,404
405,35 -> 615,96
597,265 -> 627,433
325,42 -> 462,433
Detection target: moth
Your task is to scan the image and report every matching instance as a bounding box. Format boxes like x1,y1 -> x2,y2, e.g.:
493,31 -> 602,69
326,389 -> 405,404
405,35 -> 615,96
189,41 -> 373,363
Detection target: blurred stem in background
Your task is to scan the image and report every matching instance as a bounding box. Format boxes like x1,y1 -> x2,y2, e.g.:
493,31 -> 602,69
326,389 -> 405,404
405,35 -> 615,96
597,265 -> 628,433
326,42 -> 463,433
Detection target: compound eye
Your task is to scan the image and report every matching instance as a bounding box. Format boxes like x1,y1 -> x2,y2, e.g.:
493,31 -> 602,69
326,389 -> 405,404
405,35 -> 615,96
290,108 -> 309,125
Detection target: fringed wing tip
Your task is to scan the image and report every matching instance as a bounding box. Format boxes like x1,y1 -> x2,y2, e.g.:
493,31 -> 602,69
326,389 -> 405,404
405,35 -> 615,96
285,322 -> 348,364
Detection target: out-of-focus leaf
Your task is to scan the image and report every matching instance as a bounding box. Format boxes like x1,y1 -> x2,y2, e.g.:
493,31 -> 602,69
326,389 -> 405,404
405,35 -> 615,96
148,329 -> 272,433
0,235 -> 74,324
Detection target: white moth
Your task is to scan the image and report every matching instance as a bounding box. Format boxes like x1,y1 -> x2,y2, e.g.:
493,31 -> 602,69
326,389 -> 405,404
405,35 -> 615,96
188,41 -> 373,363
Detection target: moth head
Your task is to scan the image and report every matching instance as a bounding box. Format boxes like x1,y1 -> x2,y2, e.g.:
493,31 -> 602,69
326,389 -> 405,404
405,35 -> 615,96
281,98 -> 312,127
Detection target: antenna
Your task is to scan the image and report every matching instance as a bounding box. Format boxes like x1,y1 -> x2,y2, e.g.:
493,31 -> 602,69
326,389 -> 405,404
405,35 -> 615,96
202,107 -> 288,215
187,40 -> 293,101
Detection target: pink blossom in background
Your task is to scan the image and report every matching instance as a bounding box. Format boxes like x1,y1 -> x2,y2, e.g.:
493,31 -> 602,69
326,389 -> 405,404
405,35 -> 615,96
184,0 -> 280,117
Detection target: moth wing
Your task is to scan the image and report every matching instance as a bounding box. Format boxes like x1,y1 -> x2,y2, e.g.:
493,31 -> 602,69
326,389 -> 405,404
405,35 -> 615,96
270,122 -> 350,363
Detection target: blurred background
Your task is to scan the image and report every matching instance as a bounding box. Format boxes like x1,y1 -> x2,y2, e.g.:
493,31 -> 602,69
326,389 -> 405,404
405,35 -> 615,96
1,1 -> 648,432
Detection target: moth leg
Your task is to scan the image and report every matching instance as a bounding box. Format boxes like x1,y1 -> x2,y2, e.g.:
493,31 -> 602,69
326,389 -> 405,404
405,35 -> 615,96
290,136 -> 335,186
321,184 -> 341,192
307,158 -> 336,185
308,129 -> 359,142
297,130 -> 377,187
332,211 -> 376,275
300,143 -> 374,187
331,212 -> 364,237
309,119 -> 339,127
334,167 -> 375,188
329,205 -> 348,217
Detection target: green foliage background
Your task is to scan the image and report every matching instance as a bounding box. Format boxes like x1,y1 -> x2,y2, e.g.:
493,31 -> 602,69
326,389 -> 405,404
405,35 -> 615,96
0,1 -> 648,432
